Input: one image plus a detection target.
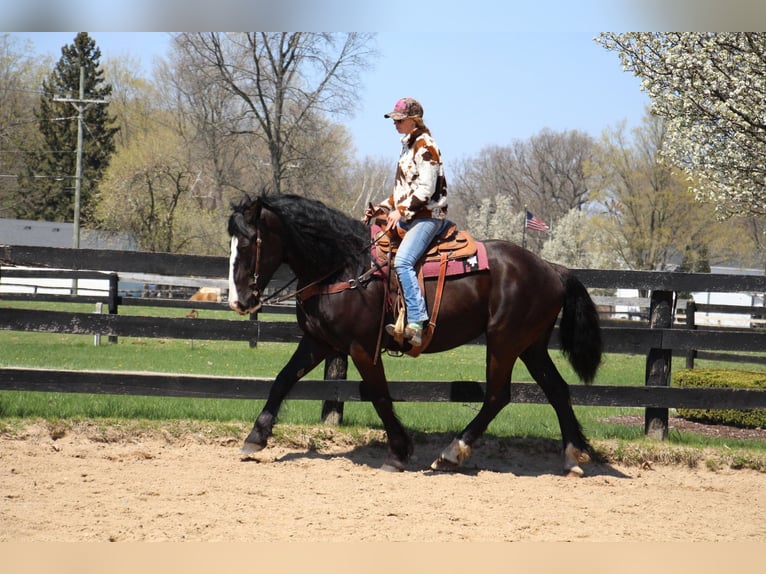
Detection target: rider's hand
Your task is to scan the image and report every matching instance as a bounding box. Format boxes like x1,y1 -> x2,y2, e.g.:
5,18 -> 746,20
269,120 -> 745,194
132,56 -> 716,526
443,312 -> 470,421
362,202 -> 381,224
385,209 -> 402,230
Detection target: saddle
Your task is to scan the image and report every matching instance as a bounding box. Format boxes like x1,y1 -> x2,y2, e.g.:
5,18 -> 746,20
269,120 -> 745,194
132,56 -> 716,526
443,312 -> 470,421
372,221 -> 478,264
371,219 -> 481,357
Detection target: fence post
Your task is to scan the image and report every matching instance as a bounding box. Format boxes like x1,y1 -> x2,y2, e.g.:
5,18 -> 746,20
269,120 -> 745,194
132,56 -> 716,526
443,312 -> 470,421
321,352 -> 347,425
248,311 -> 258,348
108,273 -> 119,344
685,299 -> 697,369
644,290 -> 674,439
93,302 -> 102,346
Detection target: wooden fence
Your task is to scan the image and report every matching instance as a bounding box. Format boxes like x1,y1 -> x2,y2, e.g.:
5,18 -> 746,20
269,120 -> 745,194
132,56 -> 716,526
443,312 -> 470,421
2,243 -> 766,439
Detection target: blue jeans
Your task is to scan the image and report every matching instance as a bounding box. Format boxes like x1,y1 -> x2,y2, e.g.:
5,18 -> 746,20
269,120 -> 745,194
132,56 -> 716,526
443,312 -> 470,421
393,218 -> 447,324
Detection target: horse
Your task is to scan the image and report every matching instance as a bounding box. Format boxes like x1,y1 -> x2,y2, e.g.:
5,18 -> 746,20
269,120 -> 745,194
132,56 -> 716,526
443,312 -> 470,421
227,192 -> 602,476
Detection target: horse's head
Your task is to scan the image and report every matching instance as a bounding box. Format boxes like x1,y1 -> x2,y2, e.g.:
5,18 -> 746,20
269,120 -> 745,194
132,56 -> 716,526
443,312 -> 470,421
227,197 -> 285,315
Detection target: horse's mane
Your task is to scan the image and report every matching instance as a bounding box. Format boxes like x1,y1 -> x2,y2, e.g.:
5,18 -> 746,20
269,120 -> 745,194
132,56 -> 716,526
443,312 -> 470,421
232,192 -> 369,278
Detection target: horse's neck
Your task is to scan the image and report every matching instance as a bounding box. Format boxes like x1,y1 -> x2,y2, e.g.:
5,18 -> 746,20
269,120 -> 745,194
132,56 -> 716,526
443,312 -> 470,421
290,258 -> 360,287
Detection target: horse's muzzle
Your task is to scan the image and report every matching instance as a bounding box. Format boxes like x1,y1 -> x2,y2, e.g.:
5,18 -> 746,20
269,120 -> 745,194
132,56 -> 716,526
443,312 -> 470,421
229,296 -> 262,315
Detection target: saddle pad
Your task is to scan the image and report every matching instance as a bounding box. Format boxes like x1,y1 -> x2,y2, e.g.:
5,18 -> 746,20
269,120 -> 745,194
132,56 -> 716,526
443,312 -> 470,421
422,241 -> 489,278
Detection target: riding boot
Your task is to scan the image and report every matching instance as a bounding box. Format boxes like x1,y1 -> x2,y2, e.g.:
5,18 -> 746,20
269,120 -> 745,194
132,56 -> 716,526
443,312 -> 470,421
404,321 -> 423,346
385,320 -> 424,346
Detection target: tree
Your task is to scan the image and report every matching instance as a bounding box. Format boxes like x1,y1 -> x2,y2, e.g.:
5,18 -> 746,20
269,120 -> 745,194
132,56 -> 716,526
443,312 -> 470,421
464,195 -> 524,243
512,129 -> 594,216
173,32 -> 377,195
19,32 -> 118,223
541,208 -> 617,270
451,128 -> 593,251
102,55 -> 156,150
97,57 -> 234,255
0,34 -> 50,217
154,44 -> 256,211
346,155 -> 392,217
587,113 -> 740,271
97,126 -> 212,253
597,33 -> 766,219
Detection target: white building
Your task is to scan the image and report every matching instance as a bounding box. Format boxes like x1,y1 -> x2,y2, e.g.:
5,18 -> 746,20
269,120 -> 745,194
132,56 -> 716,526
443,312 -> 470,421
0,218 -> 137,296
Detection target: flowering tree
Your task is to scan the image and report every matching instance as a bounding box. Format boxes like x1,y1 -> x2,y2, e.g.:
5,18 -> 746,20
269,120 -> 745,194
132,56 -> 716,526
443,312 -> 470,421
464,194 -> 524,243
541,208 -> 617,270
597,33 -> 766,219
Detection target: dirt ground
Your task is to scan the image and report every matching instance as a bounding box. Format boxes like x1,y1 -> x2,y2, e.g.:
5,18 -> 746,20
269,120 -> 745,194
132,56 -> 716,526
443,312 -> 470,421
1,420 -> 764,543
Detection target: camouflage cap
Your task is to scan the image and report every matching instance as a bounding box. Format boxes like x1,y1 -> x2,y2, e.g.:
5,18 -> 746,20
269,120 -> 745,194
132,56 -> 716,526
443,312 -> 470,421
384,97 -> 423,120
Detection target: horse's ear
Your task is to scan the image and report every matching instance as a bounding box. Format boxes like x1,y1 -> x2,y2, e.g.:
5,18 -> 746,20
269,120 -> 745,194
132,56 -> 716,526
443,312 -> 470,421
251,197 -> 263,223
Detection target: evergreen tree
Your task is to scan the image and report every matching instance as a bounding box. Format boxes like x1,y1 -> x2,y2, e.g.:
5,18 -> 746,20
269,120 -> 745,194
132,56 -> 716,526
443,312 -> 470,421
17,32 -> 118,223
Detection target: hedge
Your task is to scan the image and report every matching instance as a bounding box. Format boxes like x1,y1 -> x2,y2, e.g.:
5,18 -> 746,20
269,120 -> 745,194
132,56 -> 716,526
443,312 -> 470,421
674,369 -> 766,429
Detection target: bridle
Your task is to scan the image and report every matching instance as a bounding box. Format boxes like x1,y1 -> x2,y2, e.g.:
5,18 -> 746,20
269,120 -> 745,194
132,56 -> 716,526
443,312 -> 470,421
247,217 -> 263,296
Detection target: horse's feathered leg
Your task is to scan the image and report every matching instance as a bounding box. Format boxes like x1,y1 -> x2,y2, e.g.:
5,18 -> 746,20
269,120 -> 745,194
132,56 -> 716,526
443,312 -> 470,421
350,343 -> 413,472
520,340 -> 591,477
241,334 -> 330,454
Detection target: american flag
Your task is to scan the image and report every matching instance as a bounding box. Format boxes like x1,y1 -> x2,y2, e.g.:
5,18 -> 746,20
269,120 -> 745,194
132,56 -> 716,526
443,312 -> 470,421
525,210 -> 549,233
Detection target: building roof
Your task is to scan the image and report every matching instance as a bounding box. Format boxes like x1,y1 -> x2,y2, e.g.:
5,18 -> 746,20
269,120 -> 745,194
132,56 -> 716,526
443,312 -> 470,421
0,218 -> 137,250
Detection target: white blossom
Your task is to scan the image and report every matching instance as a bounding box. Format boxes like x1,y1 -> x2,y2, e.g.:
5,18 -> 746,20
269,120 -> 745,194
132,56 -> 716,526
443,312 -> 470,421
597,32 -> 766,219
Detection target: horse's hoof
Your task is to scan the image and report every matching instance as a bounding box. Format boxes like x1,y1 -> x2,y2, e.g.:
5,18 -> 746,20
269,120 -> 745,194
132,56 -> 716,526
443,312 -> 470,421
564,444 -> 589,477
430,457 -> 461,472
380,457 -> 406,472
240,441 -> 265,455
430,438 -> 472,471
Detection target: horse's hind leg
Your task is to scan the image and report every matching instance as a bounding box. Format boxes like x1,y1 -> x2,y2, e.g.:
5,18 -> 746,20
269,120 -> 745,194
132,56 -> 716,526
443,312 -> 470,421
431,345 -> 514,471
521,343 -> 590,477
241,334 -> 329,454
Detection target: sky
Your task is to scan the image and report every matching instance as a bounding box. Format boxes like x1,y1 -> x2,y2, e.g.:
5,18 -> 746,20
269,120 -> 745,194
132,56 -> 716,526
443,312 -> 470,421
9,1 -> 766,169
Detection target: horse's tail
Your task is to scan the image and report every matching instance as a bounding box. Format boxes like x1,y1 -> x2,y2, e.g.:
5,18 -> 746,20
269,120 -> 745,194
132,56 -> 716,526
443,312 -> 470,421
559,272 -> 602,384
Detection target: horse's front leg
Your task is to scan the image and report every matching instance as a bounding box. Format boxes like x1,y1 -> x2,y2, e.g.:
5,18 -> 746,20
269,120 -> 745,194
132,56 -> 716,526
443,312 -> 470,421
351,343 -> 413,472
241,334 -> 330,454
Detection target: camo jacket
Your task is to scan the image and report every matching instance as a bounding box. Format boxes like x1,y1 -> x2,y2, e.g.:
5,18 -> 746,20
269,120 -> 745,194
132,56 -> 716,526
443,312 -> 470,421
379,127 -> 448,221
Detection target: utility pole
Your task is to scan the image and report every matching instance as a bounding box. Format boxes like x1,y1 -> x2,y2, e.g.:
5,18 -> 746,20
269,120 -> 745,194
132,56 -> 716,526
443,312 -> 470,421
54,65 -> 107,250
53,65 -> 107,293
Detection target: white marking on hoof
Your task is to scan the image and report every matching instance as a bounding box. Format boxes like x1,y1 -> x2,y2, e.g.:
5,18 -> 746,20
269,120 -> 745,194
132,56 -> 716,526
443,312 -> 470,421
564,443 -> 589,477
430,438 -> 472,471
566,466 -> 585,478
380,460 -> 406,473
240,441 -> 265,455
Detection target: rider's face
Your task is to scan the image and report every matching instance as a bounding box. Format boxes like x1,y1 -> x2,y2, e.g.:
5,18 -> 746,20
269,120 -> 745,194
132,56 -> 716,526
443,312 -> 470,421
393,117 -> 415,134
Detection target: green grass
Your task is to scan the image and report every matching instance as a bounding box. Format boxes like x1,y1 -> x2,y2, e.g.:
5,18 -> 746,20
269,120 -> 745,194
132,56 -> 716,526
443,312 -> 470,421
2,302 -> 765,468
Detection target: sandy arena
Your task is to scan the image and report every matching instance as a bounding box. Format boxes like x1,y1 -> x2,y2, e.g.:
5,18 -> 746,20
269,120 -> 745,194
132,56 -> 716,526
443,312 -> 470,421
1,421 -> 764,542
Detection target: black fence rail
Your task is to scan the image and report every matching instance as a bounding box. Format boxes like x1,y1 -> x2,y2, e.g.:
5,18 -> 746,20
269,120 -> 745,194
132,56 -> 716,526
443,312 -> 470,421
2,244 -> 766,440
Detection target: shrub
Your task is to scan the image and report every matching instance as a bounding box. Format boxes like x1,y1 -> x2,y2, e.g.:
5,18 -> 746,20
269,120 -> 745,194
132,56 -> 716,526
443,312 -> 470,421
674,369 -> 766,428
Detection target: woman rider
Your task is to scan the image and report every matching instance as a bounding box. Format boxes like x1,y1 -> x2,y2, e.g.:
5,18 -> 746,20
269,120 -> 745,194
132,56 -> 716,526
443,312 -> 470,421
364,97 -> 448,346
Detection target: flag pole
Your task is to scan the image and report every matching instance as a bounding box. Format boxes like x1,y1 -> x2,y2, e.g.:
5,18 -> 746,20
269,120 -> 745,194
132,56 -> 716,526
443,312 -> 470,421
521,205 -> 527,249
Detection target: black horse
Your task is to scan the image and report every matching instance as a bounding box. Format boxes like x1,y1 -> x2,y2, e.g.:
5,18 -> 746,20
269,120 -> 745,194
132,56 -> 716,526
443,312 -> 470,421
228,193 -> 602,476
